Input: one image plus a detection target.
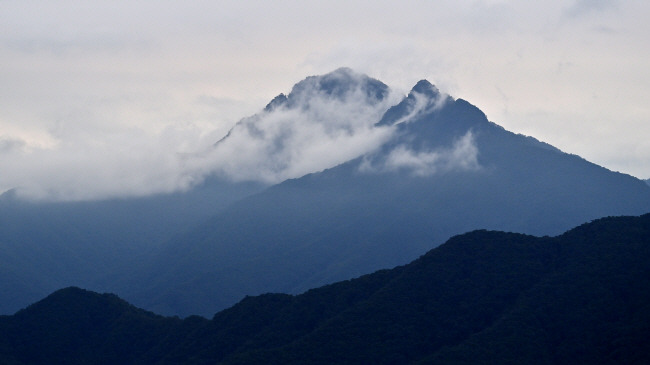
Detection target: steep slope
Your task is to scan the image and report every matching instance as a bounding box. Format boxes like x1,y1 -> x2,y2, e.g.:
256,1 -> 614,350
137,73 -> 650,316
1,213 -> 649,364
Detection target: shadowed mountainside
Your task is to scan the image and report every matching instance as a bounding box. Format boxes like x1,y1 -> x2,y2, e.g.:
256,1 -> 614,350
1,213 -> 649,364
133,72 -> 650,316
1,68 -> 650,318
0,177 -> 264,314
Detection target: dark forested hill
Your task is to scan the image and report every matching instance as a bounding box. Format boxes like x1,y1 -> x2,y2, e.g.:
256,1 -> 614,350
1,213 -> 649,364
135,72 -> 650,316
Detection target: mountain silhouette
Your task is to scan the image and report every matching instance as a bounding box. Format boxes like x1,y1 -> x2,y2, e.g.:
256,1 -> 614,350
0,177 -> 264,314
0,68 -> 649,317
1,213 -> 649,364
128,69 -> 650,316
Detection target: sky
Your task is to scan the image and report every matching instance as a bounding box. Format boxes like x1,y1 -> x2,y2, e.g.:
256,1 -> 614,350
1,0 -> 649,200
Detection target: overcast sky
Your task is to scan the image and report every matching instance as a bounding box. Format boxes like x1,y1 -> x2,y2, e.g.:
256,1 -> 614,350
1,0 -> 649,200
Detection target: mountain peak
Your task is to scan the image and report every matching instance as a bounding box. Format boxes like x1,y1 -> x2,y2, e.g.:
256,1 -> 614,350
376,79 -> 446,126
16,287 -> 121,318
264,93 -> 288,111
286,68 -> 390,105
411,79 -> 440,97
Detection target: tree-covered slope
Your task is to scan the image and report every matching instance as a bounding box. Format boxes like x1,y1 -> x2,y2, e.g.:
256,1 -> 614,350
1,213 -> 649,364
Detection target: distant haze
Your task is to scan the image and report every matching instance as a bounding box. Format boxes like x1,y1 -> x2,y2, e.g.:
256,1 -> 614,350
2,1 -> 649,200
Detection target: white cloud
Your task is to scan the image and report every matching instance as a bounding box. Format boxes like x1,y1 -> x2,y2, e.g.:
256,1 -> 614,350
202,70 -> 401,184
361,131 -> 480,176
0,124 -> 209,201
392,87 -> 451,126
0,69 -> 404,200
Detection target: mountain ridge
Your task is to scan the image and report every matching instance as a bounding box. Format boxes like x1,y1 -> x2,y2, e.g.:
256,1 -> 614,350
132,70 -> 650,316
1,213 -> 649,364
1,68 -> 649,318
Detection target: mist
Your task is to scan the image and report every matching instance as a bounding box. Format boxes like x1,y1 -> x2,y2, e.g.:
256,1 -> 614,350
202,69 -> 402,184
359,131 -> 480,176
0,69 -> 404,201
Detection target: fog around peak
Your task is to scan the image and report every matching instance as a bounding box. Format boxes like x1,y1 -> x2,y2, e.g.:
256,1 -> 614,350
0,70 -> 407,201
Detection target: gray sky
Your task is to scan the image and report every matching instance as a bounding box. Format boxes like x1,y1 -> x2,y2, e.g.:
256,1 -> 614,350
1,0 -> 649,200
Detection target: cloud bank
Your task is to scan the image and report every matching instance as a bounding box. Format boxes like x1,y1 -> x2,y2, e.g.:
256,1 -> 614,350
0,67 -> 483,202
0,123 -> 216,201
1,69 -> 405,201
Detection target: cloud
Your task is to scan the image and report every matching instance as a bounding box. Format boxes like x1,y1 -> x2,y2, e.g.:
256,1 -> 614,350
0,124 -> 211,201
0,137 -> 26,154
1,1 -> 649,197
391,87 -> 451,126
201,70 -> 401,183
0,66 -> 484,202
564,0 -> 618,18
361,131 -> 480,176
0,69 -> 404,201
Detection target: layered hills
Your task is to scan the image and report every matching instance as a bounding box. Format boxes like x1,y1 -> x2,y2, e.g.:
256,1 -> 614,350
1,68 -> 649,317
0,178 -> 264,314
131,69 -> 650,316
1,213 -> 649,364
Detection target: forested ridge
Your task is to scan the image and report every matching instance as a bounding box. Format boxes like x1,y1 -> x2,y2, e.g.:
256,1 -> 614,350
1,213 -> 649,364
